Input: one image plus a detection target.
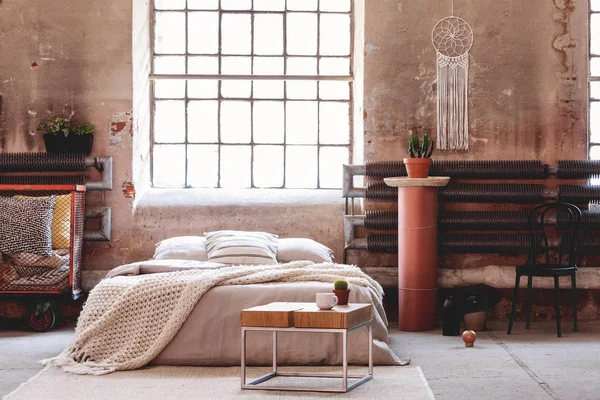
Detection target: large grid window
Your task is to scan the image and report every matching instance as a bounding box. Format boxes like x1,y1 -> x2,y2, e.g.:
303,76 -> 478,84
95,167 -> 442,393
590,1 -> 600,159
150,0 -> 354,189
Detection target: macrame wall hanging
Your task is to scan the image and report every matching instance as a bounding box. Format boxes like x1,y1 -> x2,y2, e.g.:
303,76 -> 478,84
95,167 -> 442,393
432,0 -> 474,150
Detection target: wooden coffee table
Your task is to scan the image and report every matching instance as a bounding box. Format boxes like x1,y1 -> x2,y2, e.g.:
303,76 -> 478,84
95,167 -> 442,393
240,302 -> 373,393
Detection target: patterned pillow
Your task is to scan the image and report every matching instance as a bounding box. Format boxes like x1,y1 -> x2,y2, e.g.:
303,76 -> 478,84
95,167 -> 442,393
0,196 -> 56,256
204,230 -> 278,265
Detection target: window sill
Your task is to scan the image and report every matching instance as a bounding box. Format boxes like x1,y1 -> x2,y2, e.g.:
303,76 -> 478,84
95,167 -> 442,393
134,188 -> 344,211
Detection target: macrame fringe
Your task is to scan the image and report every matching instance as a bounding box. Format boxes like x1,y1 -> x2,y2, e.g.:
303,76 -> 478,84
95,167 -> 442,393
436,52 -> 469,150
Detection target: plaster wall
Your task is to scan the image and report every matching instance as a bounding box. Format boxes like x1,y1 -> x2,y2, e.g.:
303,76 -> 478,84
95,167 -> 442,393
0,1 -> 592,299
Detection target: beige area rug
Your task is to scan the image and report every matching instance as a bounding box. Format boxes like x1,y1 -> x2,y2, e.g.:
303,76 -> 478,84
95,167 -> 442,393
5,365 -> 435,400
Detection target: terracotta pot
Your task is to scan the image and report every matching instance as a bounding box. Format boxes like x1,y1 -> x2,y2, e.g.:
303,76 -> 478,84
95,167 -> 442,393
333,289 -> 350,305
464,311 -> 487,331
403,158 -> 432,178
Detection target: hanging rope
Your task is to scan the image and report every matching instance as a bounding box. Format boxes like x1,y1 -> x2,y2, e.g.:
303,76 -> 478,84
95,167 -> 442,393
432,13 -> 473,150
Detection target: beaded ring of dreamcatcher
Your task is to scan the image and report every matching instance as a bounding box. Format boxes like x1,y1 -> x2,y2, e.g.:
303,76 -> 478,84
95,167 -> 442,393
432,0 -> 474,150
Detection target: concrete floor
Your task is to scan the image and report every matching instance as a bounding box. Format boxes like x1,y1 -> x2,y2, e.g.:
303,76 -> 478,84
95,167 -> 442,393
2,320 -> 600,399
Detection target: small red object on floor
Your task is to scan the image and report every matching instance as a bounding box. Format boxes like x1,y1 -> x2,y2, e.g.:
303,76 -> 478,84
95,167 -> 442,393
462,330 -> 476,347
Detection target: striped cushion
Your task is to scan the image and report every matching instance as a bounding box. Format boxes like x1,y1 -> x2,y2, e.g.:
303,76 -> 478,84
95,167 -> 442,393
204,230 -> 278,265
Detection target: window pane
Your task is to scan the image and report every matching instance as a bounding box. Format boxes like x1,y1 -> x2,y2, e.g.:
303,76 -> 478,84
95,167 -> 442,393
155,0 -> 185,9
592,14 -> 600,56
221,101 -> 251,143
254,146 -> 284,187
320,14 -> 350,56
319,0 -> 351,12
287,13 -> 317,55
222,81 -> 252,98
222,56 -> 251,74
253,81 -> 284,98
592,102 -> 600,143
154,101 -> 185,143
188,0 -> 219,9
286,101 -> 318,144
188,56 -> 218,74
221,0 -> 251,10
155,12 -> 186,54
254,0 -> 285,11
287,57 -> 317,75
188,81 -> 218,98
590,145 -> 600,159
188,12 -> 219,54
591,82 -> 600,101
221,146 -> 251,187
222,14 -> 251,55
320,102 -> 350,144
153,145 -> 186,187
319,81 -> 350,100
188,145 -> 219,187
592,0 -> 600,12
319,147 -> 349,189
254,57 -> 284,75
154,80 -> 185,98
287,80 -> 317,99
320,58 -> 350,75
254,101 -> 284,143
286,146 -> 318,188
154,56 -> 185,73
254,14 -> 283,55
188,101 -> 219,143
592,58 -> 600,77
287,0 -> 317,11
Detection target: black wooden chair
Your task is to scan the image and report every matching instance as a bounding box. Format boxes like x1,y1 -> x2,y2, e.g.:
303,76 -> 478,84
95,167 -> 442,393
507,202 -> 582,337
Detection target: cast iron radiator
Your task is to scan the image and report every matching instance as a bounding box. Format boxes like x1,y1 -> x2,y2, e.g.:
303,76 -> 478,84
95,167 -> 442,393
343,160 -> 600,260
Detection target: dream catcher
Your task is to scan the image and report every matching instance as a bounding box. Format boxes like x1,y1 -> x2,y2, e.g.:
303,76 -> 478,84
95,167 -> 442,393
432,0 -> 474,150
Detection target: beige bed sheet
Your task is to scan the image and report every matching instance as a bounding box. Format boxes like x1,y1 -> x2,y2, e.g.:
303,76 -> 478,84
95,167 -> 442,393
151,281 -> 401,366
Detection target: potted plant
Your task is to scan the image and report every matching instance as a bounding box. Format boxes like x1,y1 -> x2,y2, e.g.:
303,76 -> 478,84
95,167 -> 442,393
38,117 -> 70,154
333,279 -> 350,305
70,122 -> 95,155
462,293 -> 489,331
38,116 -> 95,155
404,134 -> 434,178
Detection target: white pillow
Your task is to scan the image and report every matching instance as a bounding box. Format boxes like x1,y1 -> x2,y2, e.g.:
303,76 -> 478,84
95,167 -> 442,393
153,236 -> 208,261
277,238 -> 334,263
204,230 -> 278,265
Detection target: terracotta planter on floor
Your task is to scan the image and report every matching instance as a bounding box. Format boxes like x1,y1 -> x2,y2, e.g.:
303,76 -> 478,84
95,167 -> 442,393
333,289 -> 350,305
403,158 -> 432,178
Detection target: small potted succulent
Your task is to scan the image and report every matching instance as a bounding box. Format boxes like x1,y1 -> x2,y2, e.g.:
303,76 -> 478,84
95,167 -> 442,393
333,279 -> 350,305
404,134 -> 434,178
38,116 -> 95,155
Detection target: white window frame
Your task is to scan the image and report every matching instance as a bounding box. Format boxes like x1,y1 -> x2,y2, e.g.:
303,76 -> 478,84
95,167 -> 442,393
149,0 -> 355,189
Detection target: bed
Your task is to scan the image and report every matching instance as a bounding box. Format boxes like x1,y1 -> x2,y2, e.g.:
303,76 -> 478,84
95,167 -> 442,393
46,234 -> 403,374
103,259 -> 401,366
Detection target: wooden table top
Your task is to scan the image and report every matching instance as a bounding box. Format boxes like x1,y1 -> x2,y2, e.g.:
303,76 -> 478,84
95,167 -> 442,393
241,302 -> 373,329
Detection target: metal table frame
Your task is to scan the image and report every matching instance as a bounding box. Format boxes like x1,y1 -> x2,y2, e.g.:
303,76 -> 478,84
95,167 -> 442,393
241,319 -> 373,393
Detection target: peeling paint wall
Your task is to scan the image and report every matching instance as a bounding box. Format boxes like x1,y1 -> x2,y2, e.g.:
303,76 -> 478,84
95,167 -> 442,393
364,0 -> 587,162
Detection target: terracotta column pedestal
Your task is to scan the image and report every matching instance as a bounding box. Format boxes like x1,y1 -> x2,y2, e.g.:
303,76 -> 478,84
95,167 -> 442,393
384,176 -> 450,331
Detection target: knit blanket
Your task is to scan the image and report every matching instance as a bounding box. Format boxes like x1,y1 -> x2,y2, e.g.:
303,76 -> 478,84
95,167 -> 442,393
43,261 -> 384,375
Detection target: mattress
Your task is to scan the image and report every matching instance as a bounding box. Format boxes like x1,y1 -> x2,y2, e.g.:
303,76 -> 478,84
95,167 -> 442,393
151,281 -> 400,366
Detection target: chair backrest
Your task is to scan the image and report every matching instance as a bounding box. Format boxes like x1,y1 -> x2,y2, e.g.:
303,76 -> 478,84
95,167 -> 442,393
527,202 -> 582,266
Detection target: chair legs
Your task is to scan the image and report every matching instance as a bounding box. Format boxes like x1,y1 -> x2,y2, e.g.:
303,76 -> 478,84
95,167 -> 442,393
525,275 -> 533,329
554,276 -> 561,338
507,273 -> 521,335
571,272 -> 578,332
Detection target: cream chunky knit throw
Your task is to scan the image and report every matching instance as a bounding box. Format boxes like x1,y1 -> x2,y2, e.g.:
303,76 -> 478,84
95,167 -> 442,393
43,261 -> 384,375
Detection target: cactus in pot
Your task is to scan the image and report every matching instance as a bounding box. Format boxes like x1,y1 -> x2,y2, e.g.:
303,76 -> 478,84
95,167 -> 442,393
405,134 -> 434,178
332,279 -> 350,305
